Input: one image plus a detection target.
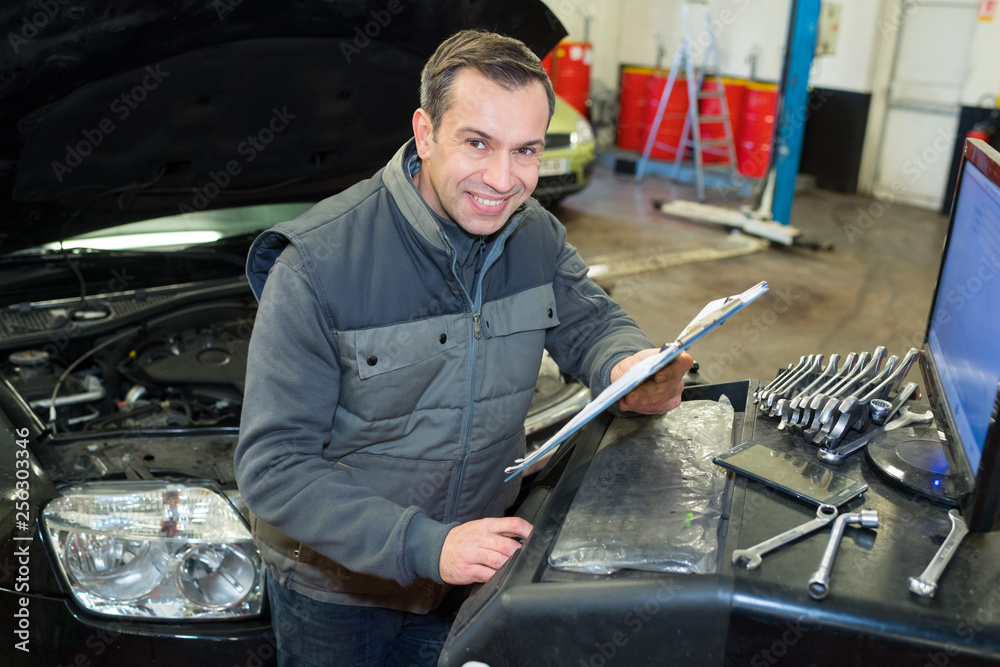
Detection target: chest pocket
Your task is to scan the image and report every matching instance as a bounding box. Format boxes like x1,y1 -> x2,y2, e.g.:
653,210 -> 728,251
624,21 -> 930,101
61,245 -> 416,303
354,316 -> 459,380
480,283 -> 559,338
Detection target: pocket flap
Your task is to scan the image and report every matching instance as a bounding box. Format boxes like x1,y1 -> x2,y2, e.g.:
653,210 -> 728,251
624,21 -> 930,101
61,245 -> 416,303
481,284 -> 559,338
354,316 -> 457,380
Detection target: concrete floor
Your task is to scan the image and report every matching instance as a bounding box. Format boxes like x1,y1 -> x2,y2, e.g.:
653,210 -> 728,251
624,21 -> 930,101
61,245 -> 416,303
556,161 -> 950,387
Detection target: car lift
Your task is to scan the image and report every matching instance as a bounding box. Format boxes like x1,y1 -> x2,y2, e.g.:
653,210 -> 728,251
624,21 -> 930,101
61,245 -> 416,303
646,0 -> 823,247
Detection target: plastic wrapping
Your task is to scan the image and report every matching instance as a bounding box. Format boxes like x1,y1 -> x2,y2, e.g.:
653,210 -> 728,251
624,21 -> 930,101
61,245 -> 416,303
547,398 -> 734,575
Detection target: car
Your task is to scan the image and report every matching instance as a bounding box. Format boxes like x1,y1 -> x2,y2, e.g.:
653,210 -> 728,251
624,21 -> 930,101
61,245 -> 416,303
0,2 -> 584,664
535,95 -> 597,207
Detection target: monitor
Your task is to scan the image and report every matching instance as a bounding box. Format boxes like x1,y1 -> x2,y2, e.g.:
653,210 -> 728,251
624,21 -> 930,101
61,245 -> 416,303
918,138 -> 1000,533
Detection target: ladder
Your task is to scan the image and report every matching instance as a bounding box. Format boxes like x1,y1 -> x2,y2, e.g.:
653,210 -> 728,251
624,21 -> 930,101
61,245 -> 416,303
635,1 -> 740,201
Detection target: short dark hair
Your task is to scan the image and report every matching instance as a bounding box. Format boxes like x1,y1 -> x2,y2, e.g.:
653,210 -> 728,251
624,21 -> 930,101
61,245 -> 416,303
420,29 -> 555,130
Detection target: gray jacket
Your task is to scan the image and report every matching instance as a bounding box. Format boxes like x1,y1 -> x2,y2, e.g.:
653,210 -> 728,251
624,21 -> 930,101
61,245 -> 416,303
236,140 -> 653,612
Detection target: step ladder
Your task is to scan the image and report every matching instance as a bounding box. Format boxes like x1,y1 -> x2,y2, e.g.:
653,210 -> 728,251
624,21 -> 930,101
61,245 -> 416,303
635,0 -> 740,201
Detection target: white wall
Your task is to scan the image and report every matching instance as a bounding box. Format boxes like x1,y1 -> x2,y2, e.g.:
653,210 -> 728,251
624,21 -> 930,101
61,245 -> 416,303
962,10 -> 1000,106
546,0 -> 882,95
808,1 -> 881,93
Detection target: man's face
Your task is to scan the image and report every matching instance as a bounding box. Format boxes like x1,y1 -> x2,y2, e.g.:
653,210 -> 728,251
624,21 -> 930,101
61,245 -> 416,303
412,68 -> 550,237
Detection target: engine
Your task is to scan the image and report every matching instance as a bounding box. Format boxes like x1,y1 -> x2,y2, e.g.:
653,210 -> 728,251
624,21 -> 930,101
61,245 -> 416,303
2,317 -> 252,432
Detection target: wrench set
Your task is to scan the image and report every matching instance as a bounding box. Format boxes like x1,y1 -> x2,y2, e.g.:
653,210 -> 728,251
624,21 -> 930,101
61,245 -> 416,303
734,351 -> 967,600
753,347 -> 930,456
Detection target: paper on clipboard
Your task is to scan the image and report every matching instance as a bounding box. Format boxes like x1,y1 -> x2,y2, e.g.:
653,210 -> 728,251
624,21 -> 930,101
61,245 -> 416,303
504,280 -> 769,480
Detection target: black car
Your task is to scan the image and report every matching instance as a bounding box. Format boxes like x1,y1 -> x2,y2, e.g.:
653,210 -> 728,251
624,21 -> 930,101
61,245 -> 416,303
0,2 -> 577,663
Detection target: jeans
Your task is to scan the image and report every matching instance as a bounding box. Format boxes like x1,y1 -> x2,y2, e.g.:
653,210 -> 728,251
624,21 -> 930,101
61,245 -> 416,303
266,572 -> 466,667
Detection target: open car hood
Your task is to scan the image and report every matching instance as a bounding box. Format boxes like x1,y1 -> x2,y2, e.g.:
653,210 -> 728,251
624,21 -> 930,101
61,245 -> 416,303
0,0 -> 564,254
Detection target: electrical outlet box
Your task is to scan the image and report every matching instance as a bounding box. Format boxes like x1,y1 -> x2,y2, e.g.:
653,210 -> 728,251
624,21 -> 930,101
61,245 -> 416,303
815,2 -> 841,57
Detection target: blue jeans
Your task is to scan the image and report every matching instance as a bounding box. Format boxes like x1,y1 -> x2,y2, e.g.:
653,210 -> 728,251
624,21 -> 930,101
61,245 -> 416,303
266,573 -> 466,667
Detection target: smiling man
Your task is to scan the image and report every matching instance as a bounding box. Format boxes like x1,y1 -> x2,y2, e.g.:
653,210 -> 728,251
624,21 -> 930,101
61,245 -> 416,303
237,29 -> 691,667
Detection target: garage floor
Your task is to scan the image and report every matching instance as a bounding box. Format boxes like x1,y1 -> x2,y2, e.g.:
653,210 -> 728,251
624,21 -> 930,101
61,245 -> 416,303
558,161 -> 950,386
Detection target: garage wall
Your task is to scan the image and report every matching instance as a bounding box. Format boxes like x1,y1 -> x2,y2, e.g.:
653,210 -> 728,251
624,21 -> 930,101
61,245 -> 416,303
547,0 -> 880,95
546,0 -> 1000,202
961,7 -> 1000,106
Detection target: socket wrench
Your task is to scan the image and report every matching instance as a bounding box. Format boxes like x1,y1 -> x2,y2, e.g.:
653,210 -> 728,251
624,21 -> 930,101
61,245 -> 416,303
909,509 -> 968,598
732,504 -> 839,570
807,509 -> 879,600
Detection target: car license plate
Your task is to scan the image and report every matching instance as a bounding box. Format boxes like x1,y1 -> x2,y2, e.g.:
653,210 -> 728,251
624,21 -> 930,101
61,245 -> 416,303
539,158 -> 569,176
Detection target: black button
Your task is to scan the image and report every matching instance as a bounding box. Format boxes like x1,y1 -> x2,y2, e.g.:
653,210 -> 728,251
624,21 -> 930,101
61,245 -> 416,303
439,333 -> 447,344
547,308 -> 553,318
367,355 -> 378,366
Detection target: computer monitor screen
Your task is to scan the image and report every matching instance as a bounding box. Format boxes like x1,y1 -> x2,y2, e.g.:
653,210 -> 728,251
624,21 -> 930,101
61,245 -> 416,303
924,138 -> 1000,532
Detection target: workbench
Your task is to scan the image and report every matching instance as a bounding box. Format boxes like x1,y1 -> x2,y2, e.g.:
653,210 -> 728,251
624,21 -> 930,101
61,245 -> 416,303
439,380 -> 1000,666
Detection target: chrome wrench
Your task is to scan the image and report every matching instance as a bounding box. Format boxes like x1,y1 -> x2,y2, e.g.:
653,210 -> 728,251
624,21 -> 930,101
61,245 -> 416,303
885,406 -> 934,431
808,509 -> 879,600
763,354 -> 821,410
816,382 -> 919,464
775,354 -> 841,425
909,509 -> 968,598
755,359 -> 800,404
806,348 -> 886,443
793,351 -> 871,435
732,504 -> 839,570
782,352 -> 857,432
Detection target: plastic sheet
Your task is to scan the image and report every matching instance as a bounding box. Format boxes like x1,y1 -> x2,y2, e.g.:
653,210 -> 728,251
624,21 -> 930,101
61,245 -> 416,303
547,398 -> 734,575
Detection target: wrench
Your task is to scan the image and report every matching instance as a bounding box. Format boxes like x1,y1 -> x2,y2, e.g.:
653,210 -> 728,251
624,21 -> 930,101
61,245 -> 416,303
804,349 -> 885,442
776,354 -> 842,426
807,509 -> 879,600
793,351 -> 871,435
732,504 -> 839,570
761,354 -> 820,410
815,382 -> 920,465
909,509 -> 969,598
816,431 -> 877,465
755,357 -> 807,405
813,354 -> 904,447
755,359 -> 800,404
885,406 -> 934,431
782,353 -> 857,432
815,347 -> 920,447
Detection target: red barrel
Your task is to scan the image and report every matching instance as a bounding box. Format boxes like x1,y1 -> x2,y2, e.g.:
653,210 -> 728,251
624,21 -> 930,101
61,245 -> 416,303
640,70 -> 690,160
553,41 -> 592,117
736,82 -> 778,178
616,66 -> 653,152
698,77 -> 747,164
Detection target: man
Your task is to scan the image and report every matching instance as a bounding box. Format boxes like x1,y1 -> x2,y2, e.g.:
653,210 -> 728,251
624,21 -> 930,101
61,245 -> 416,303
236,29 -> 692,666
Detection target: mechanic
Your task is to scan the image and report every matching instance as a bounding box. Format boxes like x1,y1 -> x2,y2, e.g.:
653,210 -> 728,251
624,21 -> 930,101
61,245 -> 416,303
235,29 -> 692,667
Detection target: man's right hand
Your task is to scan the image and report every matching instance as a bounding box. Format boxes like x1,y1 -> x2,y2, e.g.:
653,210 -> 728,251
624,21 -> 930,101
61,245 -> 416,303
438,517 -> 533,585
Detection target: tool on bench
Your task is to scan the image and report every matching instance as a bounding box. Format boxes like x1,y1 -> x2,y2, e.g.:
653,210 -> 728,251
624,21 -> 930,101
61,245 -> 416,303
732,504 -> 838,570
773,354 -> 841,423
814,348 -> 920,448
808,509 -> 880,600
779,352 -> 855,432
816,381 -> 919,465
909,509 -> 969,598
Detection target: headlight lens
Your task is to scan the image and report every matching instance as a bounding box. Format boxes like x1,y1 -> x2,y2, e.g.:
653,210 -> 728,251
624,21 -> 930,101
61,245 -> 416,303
42,482 -> 264,619
573,117 -> 594,147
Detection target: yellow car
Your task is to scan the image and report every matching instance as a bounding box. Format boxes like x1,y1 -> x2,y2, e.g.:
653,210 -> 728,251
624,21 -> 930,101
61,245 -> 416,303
534,95 -> 596,207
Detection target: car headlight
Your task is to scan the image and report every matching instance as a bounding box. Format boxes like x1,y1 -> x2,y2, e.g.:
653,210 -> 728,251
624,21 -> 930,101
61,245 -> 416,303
42,481 -> 264,620
572,117 -> 594,148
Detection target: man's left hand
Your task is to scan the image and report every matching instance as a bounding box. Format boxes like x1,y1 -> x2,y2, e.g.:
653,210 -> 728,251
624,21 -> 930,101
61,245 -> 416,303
611,349 -> 693,414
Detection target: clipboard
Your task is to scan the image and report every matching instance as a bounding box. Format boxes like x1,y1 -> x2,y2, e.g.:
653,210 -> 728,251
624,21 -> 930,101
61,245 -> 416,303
504,280 -> 769,480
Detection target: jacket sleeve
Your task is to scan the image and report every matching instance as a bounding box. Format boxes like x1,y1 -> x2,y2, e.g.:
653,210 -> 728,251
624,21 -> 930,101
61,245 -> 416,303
543,217 -> 655,398
235,249 -> 456,587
